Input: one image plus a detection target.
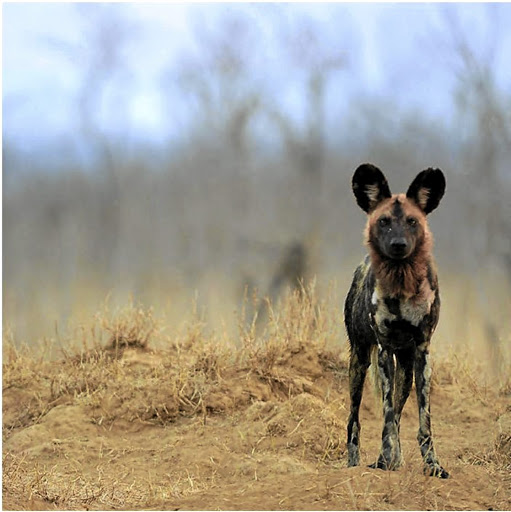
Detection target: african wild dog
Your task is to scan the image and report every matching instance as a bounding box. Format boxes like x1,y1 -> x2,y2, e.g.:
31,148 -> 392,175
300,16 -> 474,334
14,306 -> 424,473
344,164 -> 449,478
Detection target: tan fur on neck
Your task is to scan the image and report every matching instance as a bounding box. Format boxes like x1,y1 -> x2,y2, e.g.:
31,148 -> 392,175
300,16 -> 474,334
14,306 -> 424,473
365,217 -> 434,300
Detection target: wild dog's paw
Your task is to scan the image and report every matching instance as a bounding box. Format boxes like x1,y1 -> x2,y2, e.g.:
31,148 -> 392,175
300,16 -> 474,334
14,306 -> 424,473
424,463 -> 450,479
368,455 -> 400,471
347,445 -> 360,468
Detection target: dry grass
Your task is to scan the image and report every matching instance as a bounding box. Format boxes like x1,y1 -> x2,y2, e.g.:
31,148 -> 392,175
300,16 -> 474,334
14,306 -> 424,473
3,284 -> 511,510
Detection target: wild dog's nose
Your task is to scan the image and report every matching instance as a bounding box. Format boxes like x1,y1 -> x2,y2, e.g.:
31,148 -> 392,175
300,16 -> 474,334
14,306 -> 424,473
390,237 -> 408,251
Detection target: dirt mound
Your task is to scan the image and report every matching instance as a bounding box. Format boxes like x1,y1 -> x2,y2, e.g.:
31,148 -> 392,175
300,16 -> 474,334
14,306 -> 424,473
3,320 -> 511,510
244,393 -> 344,462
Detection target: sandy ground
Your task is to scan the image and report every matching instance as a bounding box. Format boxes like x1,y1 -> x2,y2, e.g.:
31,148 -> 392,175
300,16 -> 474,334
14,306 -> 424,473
3,341 -> 511,511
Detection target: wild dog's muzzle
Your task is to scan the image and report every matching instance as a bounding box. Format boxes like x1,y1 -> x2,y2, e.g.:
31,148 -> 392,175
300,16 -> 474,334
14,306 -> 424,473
388,237 -> 409,258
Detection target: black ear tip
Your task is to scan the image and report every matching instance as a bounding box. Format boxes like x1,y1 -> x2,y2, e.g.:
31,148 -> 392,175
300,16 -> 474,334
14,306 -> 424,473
416,168 -> 446,188
354,163 -> 380,179
425,167 -> 445,180
427,167 -> 446,191
353,163 -> 383,188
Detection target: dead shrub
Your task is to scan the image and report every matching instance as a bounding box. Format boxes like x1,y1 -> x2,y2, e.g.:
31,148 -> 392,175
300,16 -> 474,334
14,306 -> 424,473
98,298 -> 160,352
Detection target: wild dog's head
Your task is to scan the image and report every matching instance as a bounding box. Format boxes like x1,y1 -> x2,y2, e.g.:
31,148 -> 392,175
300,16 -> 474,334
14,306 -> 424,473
352,164 -> 445,260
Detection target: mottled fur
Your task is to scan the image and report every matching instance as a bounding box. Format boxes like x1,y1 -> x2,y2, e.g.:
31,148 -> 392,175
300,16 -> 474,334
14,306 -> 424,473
345,163 -> 449,478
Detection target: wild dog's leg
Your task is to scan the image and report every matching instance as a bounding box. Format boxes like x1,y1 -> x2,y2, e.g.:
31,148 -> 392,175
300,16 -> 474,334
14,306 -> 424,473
347,346 -> 370,467
392,348 -> 415,467
394,348 -> 414,421
414,348 -> 449,478
370,344 -> 400,470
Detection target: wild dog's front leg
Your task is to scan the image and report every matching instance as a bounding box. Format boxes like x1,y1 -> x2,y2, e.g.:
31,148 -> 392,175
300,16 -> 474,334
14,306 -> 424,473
347,347 -> 370,467
414,348 -> 449,478
370,344 -> 401,470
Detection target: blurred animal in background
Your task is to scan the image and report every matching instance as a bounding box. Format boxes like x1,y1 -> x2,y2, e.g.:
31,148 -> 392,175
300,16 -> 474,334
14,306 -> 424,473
253,241 -> 309,329
344,163 -> 449,478
267,241 -> 308,299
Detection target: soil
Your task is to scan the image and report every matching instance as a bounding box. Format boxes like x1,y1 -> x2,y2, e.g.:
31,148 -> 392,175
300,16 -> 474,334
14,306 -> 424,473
3,342 -> 511,511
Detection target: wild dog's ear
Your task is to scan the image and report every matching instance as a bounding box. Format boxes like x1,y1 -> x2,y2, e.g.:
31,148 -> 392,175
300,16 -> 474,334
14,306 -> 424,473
406,168 -> 446,214
352,163 -> 392,213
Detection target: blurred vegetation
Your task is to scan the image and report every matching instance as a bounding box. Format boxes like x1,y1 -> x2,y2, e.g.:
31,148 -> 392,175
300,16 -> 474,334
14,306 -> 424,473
3,5 -> 510,372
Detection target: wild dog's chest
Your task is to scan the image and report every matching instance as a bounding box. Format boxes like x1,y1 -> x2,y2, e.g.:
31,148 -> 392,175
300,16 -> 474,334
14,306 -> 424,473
369,280 -> 436,346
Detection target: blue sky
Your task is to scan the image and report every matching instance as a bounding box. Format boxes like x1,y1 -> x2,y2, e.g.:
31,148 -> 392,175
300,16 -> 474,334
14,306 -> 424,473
3,3 -> 511,159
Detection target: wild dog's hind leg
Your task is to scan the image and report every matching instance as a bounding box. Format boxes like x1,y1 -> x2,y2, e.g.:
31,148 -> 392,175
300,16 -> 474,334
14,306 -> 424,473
415,348 -> 449,478
347,346 -> 370,467
370,344 -> 401,470
392,348 -> 415,467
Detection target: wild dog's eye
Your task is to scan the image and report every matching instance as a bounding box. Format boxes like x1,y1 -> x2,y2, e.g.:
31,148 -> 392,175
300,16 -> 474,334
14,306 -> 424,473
407,217 -> 417,226
378,217 -> 390,227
